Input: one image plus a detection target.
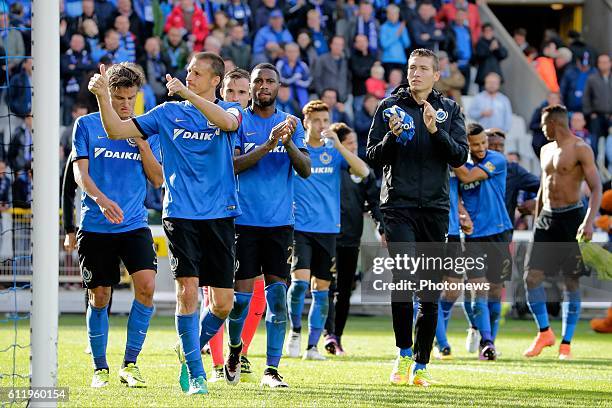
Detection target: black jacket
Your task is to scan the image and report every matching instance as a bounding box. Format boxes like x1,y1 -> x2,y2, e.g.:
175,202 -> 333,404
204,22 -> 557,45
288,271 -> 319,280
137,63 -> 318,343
62,151 -> 78,234
337,168 -> 384,247
366,85 -> 468,211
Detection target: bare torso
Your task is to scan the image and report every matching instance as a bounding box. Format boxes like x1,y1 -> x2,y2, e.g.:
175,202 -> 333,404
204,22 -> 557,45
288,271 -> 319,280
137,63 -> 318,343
540,136 -> 586,209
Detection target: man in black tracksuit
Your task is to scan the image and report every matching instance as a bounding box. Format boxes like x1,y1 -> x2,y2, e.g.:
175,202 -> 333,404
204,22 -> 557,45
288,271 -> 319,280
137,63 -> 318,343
366,48 -> 468,386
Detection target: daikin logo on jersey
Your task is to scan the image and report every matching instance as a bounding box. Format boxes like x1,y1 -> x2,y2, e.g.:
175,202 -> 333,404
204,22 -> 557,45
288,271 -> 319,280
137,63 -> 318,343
172,128 -> 215,141
94,147 -> 141,161
243,142 -> 287,153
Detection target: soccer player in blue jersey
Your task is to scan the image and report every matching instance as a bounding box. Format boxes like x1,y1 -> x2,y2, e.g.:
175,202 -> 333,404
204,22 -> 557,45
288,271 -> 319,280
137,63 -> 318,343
74,62 -> 163,388
286,100 -> 369,361
88,52 -> 243,395
224,63 -> 311,387
433,168 -> 473,360
453,123 -> 513,361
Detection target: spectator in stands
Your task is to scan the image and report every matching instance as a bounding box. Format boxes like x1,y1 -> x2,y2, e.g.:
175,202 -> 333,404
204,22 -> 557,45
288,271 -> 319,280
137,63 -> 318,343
529,91 -> 561,158
568,30 -> 597,67
92,28 -> 131,63
76,55 -> 113,113
436,0 -> 481,46
6,58 -> 31,119
8,1 -> 29,27
354,93 -> 380,158
164,0 -> 209,52
379,4 -> 410,80
68,0 -> 112,38
61,34 -> 95,125
114,0 -> 144,42
447,8 -> 472,94
139,37 -> 171,103
321,88 -> 352,127
252,0 -> 277,34
349,34 -> 377,113
341,0 -> 379,56
163,26 -> 190,75
223,0 -> 252,35
0,12 -> 24,73
365,62 -> 386,100
296,29 -> 318,68
12,168 -> 31,209
94,0 -> 117,34
203,34 -> 222,54
434,50 -> 465,105
312,36 -> 350,102
221,22 -> 251,70
385,68 -> 403,98
583,53 -> 612,165
60,103 -> 88,161
276,42 -> 311,108
286,0 -> 334,40
277,82 -> 301,118
468,72 -> 512,133
8,113 -> 32,173
252,9 -> 293,65
474,23 -> 507,91
212,10 -> 231,40
399,0 -> 418,25
129,0 -> 154,38
534,40 -> 559,92
560,51 -> 596,113
555,47 -> 573,84
114,15 -> 138,62
411,0 -> 446,51
570,111 -> 591,147
80,18 -> 101,54
0,160 -> 10,212
306,9 -> 330,56
512,28 -> 528,52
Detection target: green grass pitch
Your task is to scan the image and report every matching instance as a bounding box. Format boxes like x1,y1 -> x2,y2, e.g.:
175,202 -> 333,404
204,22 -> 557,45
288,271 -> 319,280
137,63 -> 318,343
2,315 -> 612,407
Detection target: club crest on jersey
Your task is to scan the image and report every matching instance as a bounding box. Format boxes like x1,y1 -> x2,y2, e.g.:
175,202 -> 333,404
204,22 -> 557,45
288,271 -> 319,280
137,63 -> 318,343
484,161 -> 496,173
126,138 -> 137,147
320,151 -> 332,165
435,109 -> 448,123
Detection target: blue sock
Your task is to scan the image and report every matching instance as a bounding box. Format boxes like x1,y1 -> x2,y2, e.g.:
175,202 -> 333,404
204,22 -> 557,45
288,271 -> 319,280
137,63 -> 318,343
399,347 -> 413,358
412,300 -> 419,326
124,300 -> 154,364
463,299 -> 477,329
473,298 -> 492,344
412,362 -> 426,373
176,312 -> 205,379
488,300 -> 502,342
562,291 -> 581,344
227,292 -> 252,346
199,308 -> 225,350
527,285 -> 550,331
287,280 -> 308,331
435,299 -> 454,349
87,304 -> 109,370
308,289 -> 329,347
265,282 -> 288,368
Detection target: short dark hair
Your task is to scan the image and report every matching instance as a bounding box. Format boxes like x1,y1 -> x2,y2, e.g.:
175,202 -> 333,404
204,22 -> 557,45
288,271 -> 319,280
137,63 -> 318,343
321,88 -> 338,97
193,52 -> 226,84
485,128 -> 506,139
330,122 -> 354,142
542,104 -> 569,125
467,122 -> 485,137
106,62 -> 144,92
409,48 -> 439,71
483,23 -> 493,31
513,27 -> 527,37
72,102 -> 88,113
252,62 -> 280,81
224,67 -> 250,82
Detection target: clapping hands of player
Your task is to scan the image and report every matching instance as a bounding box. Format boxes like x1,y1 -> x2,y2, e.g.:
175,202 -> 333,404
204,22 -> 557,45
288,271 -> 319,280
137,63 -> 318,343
88,64 -> 109,98
279,116 -> 298,145
422,100 -> 438,134
165,74 -> 190,98
95,196 -> 124,224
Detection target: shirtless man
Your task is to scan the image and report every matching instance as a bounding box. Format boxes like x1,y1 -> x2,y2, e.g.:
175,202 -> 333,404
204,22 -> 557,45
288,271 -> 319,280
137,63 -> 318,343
523,104 -> 602,360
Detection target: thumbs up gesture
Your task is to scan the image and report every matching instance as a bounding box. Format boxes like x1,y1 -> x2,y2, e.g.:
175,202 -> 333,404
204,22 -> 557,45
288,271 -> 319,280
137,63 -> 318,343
165,73 -> 189,98
88,64 -> 110,98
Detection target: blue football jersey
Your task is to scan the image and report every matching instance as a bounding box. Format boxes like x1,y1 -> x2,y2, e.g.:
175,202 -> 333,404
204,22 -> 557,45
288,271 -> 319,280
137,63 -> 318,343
235,108 -> 306,227
448,169 -> 460,236
460,150 -> 512,237
133,100 -> 242,220
72,112 -> 161,233
294,143 -> 348,233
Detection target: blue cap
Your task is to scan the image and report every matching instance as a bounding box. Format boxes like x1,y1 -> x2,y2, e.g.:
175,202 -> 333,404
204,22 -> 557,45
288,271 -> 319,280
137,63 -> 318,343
269,9 -> 283,18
